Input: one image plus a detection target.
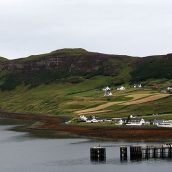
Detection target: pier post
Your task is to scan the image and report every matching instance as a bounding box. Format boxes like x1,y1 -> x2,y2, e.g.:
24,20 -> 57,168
160,146 -> 165,158
145,146 -> 150,159
168,145 -> 172,158
130,146 -> 142,161
90,147 -> 106,162
120,146 -> 127,161
153,147 -> 158,158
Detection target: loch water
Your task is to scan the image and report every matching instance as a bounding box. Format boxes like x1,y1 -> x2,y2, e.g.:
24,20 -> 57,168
0,125 -> 172,172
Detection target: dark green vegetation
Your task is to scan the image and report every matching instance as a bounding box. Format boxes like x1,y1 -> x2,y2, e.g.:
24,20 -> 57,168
132,54 -> 172,82
1,48 -> 172,90
0,48 -> 135,90
0,48 -> 172,119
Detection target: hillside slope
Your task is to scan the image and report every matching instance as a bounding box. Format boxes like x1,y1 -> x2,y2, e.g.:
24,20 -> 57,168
0,48 -> 135,90
0,49 -> 172,117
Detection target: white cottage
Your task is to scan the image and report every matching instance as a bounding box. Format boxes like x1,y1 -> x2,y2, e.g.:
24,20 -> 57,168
167,87 -> 172,91
79,115 -> 88,122
114,115 -> 145,126
134,84 -> 142,88
126,117 -> 145,126
153,119 -> 172,128
103,86 -> 112,96
117,86 -> 125,91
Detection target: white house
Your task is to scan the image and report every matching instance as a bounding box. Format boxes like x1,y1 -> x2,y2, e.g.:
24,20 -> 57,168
167,87 -> 172,91
114,115 -> 145,126
79,115 -> 88,122
117,86 -> 125,91
134,84 -> 142,88
139,84 -> 142,88
102,86 -> 112,96
153,119 -> 172,128
115,118 -> 124,125
86,116 -> 99,123
126,117 -> 145,126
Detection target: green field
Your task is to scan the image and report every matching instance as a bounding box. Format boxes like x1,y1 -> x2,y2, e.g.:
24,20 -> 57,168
0,75 -> 172,121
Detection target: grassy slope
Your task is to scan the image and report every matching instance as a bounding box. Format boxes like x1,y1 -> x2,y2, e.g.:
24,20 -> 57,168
104,96 -> 172,118
0,76 -> 113,115
0,75 -> 172,120
1,49 -> 172,120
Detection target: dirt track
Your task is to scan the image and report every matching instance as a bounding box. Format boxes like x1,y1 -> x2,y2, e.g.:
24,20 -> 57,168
1,111 -> 172,141
123,94 -> 170,105
76,93 -> 170,115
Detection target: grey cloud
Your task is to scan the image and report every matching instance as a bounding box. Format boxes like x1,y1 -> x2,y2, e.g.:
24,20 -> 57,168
0,0 -> 171,59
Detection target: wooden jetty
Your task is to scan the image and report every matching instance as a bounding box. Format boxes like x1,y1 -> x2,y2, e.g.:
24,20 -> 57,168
121,144 -> 172,161
90,143 -> 172,162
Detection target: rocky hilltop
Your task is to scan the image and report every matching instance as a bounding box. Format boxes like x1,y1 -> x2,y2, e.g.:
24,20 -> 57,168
0,48 -> 172,90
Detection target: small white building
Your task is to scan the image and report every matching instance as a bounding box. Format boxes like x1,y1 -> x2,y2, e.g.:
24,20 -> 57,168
134,84 -> 142,88
117,86 -> 125,91
112,118 -> 124,125
114,115 -> 145,126
153,119 -> 172,128
167,87 -> 172,91
79,115 -> 87,122
86,116 -> 100,123
103,86 -> 112,96
126,117 -> 145,126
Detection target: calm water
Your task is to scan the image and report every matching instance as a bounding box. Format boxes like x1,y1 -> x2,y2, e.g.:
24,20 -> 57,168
0,125 -> 172,172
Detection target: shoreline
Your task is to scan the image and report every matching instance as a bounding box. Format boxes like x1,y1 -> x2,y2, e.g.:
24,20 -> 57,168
1,111 -> 172,141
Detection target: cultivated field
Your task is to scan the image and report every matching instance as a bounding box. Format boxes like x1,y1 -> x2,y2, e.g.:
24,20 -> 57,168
0,76 -> 172,119
76,92 -> 170,115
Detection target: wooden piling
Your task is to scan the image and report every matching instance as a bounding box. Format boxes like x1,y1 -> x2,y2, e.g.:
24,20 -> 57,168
90,143 -> 172,162
90,147 -> 106,162
145,146 -> 150,159
153,147 -> 158,158
120,146 -> 127,161
130,146 -> 142,161
168,145 -> 172,158
160,146 -> 165,158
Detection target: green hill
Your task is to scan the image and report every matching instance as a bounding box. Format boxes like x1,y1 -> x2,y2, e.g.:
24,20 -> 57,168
0,49 -> 172,118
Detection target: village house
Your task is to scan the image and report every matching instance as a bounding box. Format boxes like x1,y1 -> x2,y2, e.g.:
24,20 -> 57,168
160,86 -> 172,93
79,115 -> 103,123
133,84 -> 142,88
117,86 -> 125,91
153,119 -> 172,128
78,115 -> 148,126
102,86 -> 112,96
113,115 -> 146,126
79,115 -> 88,122
126,117 -> 145,126
167,86 -> 172,91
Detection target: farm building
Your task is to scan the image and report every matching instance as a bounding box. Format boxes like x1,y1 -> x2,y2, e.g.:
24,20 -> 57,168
113,115 -> 145,126
117,86 -> 125,91
153,119 -> 172,128
79,115 -> 103,123
134,84 -> 142,88
167,86 -> 172,91
102,86 -> 112,96
126,117 -> 145,126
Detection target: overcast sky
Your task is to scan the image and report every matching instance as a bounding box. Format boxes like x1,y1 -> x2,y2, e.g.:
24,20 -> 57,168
0,0 -> 172,59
